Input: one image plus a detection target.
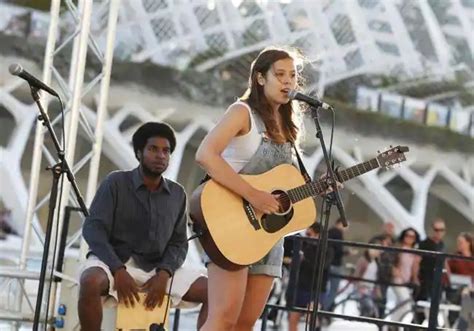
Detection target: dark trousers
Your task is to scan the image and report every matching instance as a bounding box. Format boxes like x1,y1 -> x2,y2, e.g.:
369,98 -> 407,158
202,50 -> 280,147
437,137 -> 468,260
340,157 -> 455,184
414,279 -> 432,324
377,285 -> 388,318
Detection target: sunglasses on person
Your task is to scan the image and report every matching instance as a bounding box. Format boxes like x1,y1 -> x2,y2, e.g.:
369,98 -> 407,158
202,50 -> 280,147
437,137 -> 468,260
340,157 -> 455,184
433,227 -> 446,232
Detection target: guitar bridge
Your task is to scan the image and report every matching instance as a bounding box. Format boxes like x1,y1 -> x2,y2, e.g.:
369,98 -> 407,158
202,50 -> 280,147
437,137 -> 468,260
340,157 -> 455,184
243,200 -> 261,231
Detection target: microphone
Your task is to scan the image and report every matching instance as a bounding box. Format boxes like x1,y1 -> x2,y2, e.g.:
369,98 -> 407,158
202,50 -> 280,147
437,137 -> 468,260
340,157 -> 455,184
288,89 -> 332,110
9,63 -> 58,97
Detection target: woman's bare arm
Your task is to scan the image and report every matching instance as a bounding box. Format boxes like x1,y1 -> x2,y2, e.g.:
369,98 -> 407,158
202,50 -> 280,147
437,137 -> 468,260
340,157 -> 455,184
196,104 -> 279,214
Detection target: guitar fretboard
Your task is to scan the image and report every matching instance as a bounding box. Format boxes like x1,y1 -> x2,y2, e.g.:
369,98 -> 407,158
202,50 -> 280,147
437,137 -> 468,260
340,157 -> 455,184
287,158 -> 380,203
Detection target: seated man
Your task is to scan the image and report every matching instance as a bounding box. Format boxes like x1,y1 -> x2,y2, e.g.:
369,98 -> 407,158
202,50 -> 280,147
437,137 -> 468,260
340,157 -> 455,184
78,122 -> 207,331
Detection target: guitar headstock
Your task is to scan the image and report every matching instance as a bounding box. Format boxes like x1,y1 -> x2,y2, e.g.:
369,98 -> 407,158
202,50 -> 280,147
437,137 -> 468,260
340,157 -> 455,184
376,145 -> 409,168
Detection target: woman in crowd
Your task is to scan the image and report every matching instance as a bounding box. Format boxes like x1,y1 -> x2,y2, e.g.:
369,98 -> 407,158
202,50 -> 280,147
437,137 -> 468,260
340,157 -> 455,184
353,237 -> 383,317
391,227 -> 420,322
448,232 -> 474,280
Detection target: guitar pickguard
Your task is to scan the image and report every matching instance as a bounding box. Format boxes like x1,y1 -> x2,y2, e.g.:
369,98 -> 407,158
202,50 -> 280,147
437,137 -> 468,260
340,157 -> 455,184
261,208 -> 294,233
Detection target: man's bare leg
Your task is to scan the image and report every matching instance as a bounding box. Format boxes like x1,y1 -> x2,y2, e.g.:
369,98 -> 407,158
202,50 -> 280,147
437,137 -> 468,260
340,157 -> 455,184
78,267 -> 109,331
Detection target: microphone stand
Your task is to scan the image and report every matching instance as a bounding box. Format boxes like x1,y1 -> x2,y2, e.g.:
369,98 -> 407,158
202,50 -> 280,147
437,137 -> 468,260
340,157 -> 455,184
308,105 -> 347,331
29,86 -> 89,330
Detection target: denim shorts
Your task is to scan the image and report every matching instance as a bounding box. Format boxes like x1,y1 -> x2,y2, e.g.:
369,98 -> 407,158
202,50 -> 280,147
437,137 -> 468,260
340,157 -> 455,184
248,239 -> 284,278
203,238 -> 284,278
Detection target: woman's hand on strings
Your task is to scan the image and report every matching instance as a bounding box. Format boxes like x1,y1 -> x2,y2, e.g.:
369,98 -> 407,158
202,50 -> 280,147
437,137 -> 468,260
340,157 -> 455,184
247,189 -> 280,215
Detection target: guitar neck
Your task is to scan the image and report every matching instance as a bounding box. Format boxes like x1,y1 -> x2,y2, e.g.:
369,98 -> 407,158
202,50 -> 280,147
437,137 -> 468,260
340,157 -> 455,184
288,158 -> 380,203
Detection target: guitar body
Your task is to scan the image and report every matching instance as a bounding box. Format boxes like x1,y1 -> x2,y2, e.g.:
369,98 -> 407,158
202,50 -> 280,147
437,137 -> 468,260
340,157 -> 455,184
189,164 -> 317,270
189,145 -> 410,270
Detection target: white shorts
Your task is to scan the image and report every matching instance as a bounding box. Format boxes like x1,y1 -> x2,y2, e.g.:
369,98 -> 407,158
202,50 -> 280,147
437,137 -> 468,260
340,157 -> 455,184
78,255 -> 206,309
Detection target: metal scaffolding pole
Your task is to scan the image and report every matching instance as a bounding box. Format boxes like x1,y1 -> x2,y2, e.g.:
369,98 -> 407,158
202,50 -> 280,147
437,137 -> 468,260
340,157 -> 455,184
3,0 -> 120,328
44,0 -> 92,324
81,0 -> 121,259
19,0 -> 61,273
15,1 -> 62,327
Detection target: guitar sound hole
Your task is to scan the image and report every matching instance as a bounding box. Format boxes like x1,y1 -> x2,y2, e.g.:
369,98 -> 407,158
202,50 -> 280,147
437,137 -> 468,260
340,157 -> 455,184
271,189 -> 291,215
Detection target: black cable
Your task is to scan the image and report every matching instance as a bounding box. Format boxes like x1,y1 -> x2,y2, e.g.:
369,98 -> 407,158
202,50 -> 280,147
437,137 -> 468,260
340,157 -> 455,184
328,106 -> 335,160
43,173 -> 65,330
58,96 -> 65,152
151,272 -> 175,331
152,234 -> 198,330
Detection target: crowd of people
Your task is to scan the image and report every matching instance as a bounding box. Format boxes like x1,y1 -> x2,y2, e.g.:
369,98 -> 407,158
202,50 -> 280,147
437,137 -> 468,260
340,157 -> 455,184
280,217 -> 474,330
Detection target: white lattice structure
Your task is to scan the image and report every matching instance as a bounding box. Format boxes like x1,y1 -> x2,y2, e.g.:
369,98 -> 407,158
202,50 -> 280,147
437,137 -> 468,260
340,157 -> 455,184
2,0 -> 473,93
108,0 -> 474,94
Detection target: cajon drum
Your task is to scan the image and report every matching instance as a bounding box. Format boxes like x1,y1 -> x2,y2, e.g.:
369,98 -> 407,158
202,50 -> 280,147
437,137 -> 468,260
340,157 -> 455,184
116,293 -> 169,330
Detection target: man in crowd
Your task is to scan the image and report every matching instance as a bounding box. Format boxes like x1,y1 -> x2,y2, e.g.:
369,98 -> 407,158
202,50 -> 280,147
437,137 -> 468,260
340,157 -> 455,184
415,217 -> 447,323
381,221 -> 396,246
323,217 -> 348,311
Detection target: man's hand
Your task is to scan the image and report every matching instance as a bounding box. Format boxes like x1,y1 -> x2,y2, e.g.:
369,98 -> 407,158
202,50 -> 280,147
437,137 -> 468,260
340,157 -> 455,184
141,270 -> 170,310
114,267 -> 140,308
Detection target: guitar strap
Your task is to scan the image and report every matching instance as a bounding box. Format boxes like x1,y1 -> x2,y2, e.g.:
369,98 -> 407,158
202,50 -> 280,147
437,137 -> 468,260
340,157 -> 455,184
198,146 -> 312,184
199,173 -> 211,184
293,145 -> 312,184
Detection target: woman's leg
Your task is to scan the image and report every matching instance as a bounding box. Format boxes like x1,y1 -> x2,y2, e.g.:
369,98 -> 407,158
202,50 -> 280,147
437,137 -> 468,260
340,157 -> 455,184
234,274 -> 274,331
200,263 -> 248,331
391,286 -> 412,322
288,311 -> 302,331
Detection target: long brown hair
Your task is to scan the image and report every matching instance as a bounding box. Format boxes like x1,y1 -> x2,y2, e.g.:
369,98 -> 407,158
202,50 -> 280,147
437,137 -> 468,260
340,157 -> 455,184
241,47 -> 303,143
458,232 -> 474,256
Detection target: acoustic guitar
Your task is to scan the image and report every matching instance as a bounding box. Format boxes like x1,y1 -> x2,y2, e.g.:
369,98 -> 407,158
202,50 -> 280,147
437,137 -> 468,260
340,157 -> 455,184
189,145 -> 409,270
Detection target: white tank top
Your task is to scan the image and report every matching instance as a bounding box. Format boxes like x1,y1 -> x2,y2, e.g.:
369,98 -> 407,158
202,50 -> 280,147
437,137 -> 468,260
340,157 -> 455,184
221,101 -> 262,172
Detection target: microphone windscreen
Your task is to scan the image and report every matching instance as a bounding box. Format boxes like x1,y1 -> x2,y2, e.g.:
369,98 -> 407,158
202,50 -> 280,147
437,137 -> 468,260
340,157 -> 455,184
287,89 -> 298,99
9,63 -> 22,76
